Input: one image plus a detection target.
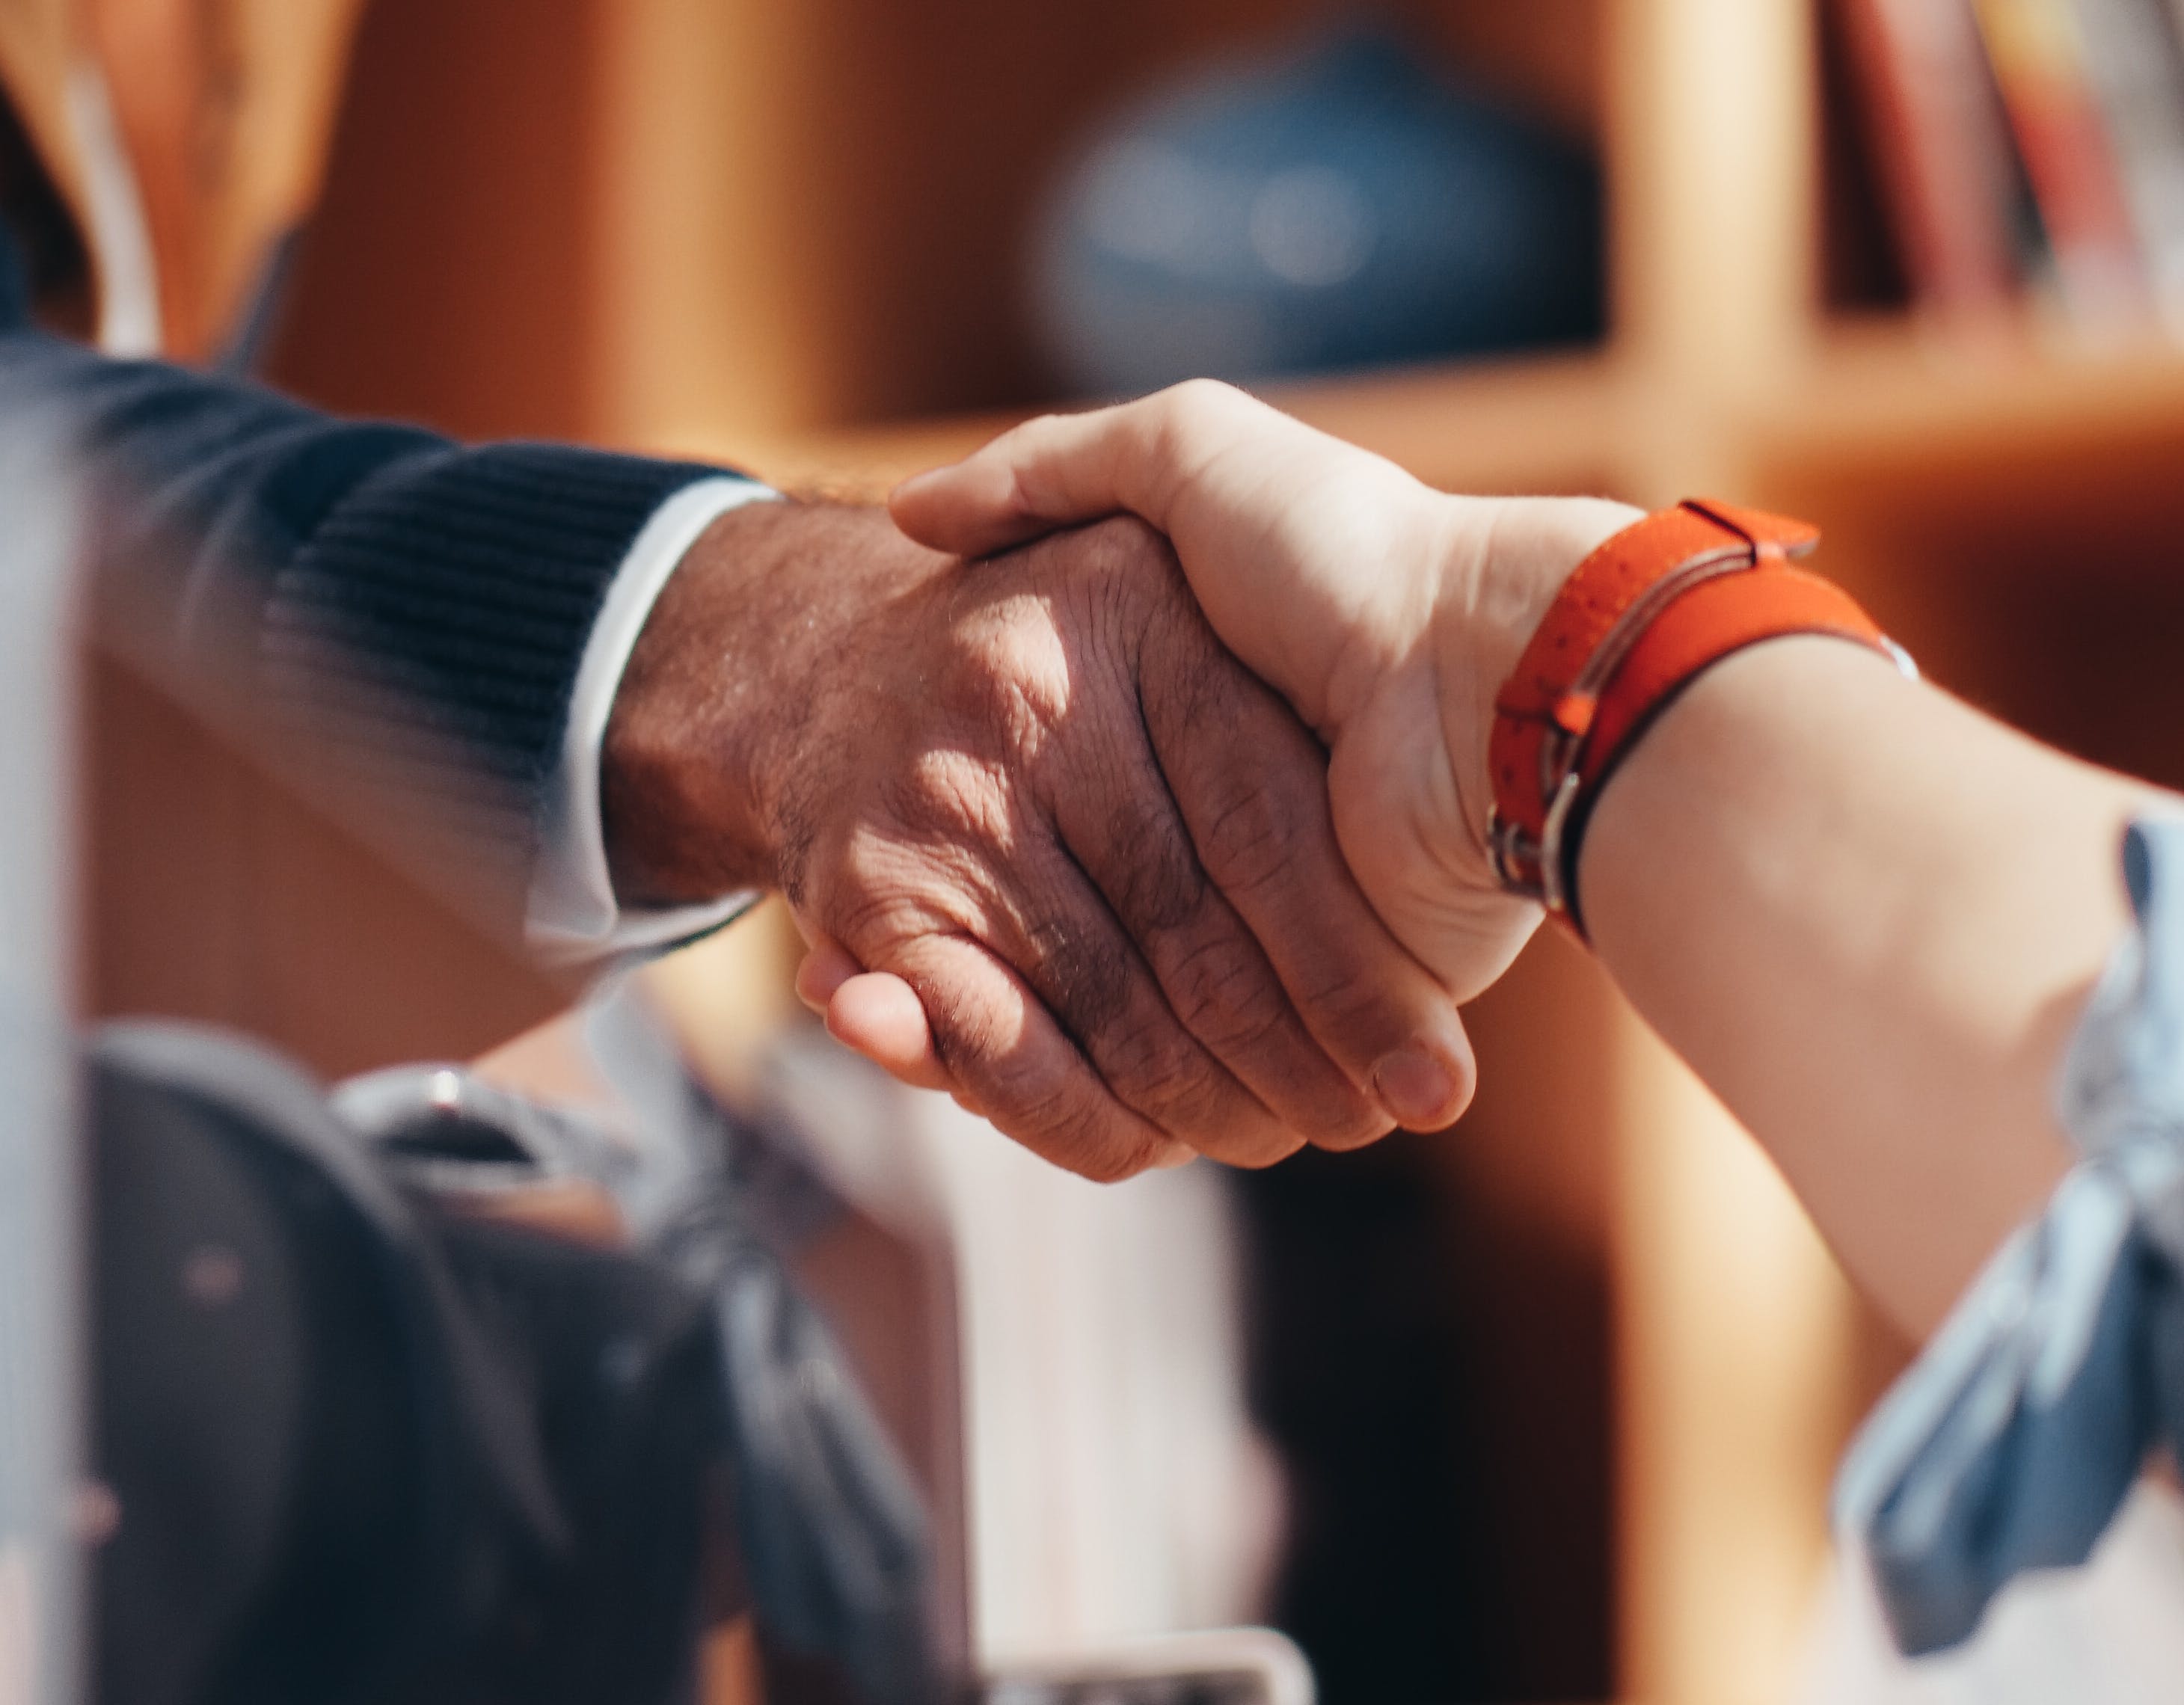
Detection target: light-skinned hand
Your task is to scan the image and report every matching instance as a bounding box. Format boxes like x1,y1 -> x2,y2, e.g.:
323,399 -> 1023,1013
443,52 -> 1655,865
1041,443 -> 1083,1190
873,380 -> 1637,1024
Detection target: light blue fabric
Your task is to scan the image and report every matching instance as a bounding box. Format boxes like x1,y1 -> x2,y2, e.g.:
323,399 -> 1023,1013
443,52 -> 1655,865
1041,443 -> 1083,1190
1837,814 -> 2184,1656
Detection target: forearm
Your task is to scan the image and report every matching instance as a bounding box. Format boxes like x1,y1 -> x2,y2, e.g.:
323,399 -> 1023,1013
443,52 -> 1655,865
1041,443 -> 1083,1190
884,385 -> 2171,1325
1580,637 -> 2161,1336
3,320 -> 728,936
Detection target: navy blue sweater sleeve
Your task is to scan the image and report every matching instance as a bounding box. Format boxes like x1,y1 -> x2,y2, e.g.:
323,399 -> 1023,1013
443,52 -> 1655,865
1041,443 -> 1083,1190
0,227 -> 731,935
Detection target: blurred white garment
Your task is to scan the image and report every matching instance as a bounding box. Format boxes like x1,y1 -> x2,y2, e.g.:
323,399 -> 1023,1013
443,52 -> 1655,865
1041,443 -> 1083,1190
1800,1478 -> 2184,1705
763,1036 -> 1283,1662
903,1092 -> 1283,1658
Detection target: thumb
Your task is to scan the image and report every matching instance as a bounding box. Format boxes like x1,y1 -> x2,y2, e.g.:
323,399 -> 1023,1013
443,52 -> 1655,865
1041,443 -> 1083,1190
890,444 -> 1056,559
794,940 -> 963,1097
890,395 -> 1183,559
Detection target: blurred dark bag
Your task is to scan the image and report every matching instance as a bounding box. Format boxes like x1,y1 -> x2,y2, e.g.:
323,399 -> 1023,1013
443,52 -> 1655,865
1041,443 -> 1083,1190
88,1003 -> 933,1705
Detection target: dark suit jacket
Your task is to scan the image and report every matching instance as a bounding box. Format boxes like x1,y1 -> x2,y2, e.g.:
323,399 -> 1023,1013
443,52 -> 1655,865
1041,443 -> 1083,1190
0,219 -> 733,939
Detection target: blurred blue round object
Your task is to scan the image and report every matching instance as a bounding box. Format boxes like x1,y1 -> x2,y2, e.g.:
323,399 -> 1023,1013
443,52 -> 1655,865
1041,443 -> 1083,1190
1032,29 -> 1604,395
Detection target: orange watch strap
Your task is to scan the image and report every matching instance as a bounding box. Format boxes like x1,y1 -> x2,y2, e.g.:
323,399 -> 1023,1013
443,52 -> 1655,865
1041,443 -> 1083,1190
1492,500 -> 1820,733
1487,500 -> 1903,933
1571,565 -> 1885,808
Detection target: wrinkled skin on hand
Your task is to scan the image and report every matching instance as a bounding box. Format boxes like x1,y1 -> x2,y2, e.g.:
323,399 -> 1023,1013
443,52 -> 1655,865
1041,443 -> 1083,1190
603,500 -> 1470,1180
889,381 -> 1640,1013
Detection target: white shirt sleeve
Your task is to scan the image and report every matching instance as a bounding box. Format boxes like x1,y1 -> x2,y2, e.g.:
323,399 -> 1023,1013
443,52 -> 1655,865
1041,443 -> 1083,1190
527,476 -> 783,965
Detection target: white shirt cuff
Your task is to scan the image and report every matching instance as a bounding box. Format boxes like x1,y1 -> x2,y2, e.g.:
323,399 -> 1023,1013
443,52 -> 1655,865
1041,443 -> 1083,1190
527,476 -> 782,965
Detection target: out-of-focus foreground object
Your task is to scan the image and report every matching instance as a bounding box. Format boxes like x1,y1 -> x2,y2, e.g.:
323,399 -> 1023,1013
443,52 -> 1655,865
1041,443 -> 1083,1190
730,1024 -> 1282,1659
1801,1479 -> 2184,1705
86,1022 -> 737,1705
0,415 -> 85,1705
1821,814 -> 2184,1665
77,976 -> 957,1705
984,1629 -> 1314,1705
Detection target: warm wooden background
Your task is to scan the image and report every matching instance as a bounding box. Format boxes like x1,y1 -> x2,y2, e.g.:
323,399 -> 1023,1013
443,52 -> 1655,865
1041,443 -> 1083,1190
83,1 -> 2184,1702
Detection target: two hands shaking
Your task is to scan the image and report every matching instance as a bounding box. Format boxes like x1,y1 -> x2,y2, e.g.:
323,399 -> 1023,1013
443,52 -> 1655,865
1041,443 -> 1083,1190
618,379 -> 1637,1182
612,375 -> 2150,1343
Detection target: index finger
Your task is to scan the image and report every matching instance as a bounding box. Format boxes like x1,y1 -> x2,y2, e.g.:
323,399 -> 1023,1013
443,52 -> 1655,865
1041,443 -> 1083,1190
877,930 -> 1194,1182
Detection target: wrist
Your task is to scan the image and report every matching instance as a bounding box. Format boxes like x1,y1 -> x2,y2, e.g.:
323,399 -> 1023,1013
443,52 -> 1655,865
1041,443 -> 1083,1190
1429,496 -> 1644,857
601,505 -> 779,903
604,502 -> 933,905
1482,499 -> 1900,933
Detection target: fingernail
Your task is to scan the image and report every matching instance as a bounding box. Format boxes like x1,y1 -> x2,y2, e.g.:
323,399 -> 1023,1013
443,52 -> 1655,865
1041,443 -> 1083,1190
1373,1048 -> 1456,1129
1152,1143 -> 1196,1171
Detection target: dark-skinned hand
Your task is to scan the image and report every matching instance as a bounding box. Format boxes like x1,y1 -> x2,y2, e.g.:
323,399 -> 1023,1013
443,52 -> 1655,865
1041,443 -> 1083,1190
604,500 -> 1470,1180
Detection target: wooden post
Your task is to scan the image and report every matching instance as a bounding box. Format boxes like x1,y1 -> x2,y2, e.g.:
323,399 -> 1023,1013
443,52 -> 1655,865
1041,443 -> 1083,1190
1611,0 -> 1821,420
1603,4 -> 1857,1701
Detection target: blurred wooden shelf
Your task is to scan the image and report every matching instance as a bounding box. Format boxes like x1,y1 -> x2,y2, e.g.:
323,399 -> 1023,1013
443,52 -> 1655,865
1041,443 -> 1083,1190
1759,319 -> 2184,492
1256,347 -> 1624,493
699,314 -> 2184,529
678,345 -> 1623,504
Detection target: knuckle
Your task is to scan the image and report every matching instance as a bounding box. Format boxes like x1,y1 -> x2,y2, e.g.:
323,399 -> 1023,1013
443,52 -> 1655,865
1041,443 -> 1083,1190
940,612 -> 1072,754
886,747 -> 1012,843
1079,510 -> 1167,563
1165,934 -> 1286,1054
1250,1045 -> 1390,1152
1108,805 -> 1206,932
1033,924 -> 1134,1041
1199,783 -> 1301,897
1291,956 -> 1395,1039
1162,378 -> 1247,429
1153,381 -> 1249,468
1093,1007 -> 1203,1105
1075,1134 -> 1168,1185
1009,1076 -> 1152,1184
1052,509 -> 1175,580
